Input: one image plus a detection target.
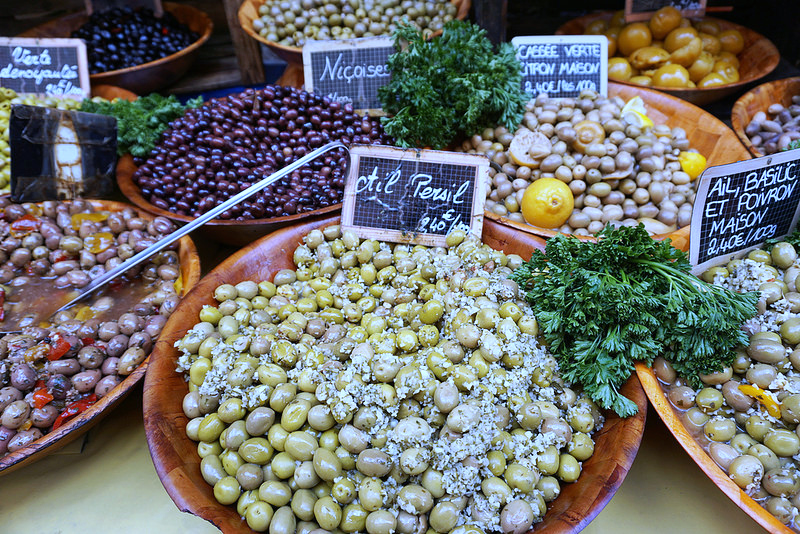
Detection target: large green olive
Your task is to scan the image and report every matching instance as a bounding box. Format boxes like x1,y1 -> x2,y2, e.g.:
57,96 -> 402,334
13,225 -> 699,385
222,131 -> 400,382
727,455 -> 764,489
771,242 -> 798,269
764,429 -> 800,457
747,337 -> 787,364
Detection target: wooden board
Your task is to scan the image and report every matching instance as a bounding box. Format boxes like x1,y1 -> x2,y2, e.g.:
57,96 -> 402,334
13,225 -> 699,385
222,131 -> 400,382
142,213 -> 647,534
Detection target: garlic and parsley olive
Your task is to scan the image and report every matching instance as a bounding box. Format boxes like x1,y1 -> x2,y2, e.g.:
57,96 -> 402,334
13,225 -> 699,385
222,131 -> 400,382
176,225 -> 603,533
656,238 -> 800,530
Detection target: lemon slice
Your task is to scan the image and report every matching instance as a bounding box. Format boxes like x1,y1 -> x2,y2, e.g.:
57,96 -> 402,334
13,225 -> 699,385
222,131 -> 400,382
621,96 -> 654,129
508,128 -> 551,167
678,151 -> 707,181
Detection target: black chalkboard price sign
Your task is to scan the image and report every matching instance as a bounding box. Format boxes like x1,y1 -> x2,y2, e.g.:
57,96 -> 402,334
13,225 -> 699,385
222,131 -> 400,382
341,145 -> 488,246
690,149 -> 800,271
511,35 -> 607,99
625,0 -> 706,22
303,37 -> 394,114
0,37 -> 90,98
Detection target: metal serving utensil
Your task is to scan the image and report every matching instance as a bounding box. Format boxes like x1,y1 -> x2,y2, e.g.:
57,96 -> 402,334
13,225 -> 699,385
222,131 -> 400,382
0,141 -> 349,333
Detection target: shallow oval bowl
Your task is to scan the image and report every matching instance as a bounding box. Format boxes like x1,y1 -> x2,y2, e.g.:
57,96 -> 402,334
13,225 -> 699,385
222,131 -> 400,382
486,82 -> 751,243
556,13 -> 778,106
731,76 -> 800,158
143,214 -> 646,533
0,200 -> 201,476
20,2 -> 212,95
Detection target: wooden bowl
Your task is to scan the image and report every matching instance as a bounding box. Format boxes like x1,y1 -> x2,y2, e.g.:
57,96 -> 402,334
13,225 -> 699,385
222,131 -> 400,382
486,82 -> 751,241
238,0 -> 471,65
143,214 -> 647,534
19,2 -> 213,95
0,200 -> 201,476
90,84 -> 137,102
635,362 -> 793,533
556,14 -> 779,107
731,76 -> 800,158
116,155 -> 341,247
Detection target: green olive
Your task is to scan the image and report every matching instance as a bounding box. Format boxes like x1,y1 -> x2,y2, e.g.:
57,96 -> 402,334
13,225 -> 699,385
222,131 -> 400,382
557,453 -> 581,483
340,503 -> 369,533
314,495 -> 343,530
771,242 -> 798,269
259,480 -> 293,507
695,387 -> 725,414
245,500 -> 273,532
365,510 -> 397,534
764,429 -> 800,457
213,475 -> 241,505
704,418 -> 737,442
332,477 -> 357,504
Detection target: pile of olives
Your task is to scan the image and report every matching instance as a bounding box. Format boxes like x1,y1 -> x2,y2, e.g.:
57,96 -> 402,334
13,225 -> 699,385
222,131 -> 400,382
744,96 -> 800,155
656,240 -> 800,529
71,7 -> 199,73
176,224 -> 603,533
460,91 -> 698,236
252,0 -> 459,47
585,7 -> 745,89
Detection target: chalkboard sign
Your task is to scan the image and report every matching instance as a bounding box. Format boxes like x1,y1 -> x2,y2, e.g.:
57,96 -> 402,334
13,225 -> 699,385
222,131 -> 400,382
625,0 -> 706,22
303,37 -> 394,114
0,38 -> 90,98
341,145 -> 488,246
511,35 -> 607,99
690,149 -> 800,272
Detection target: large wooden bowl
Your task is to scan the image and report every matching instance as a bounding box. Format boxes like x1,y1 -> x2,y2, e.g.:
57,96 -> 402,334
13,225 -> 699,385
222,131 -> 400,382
239,0 -> 470,64
635,363 -> 793,533
487,82 -> 751,241
0,200 -> 201,476
143,214 -> 647,533
556,14 -> 779,107
19,2 -> 212,95
116,155 -> 341,247
731,76 -> 800,158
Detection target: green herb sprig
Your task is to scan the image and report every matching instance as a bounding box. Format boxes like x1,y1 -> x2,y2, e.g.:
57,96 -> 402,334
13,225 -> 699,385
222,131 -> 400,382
81,93 -> 203,157
378,20 -> 527,149
511,225 -> 759,417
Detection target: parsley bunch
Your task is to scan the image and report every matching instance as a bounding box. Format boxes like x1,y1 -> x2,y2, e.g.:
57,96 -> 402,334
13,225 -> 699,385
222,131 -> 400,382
512,225 -> 759,417
81,93 -> 203,157
378,20 -> 527,149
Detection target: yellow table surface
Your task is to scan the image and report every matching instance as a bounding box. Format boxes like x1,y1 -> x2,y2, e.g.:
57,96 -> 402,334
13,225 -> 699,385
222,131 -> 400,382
0,388 -> 765,533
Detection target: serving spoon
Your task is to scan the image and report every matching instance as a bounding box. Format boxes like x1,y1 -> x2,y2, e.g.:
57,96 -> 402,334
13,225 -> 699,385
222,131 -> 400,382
0,141 -> 349,333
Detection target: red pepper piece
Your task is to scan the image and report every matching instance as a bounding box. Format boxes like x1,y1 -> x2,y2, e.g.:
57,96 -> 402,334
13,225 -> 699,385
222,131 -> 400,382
47,334 -> 72,361
9,214 -> 41,237
33,387 -> 54,409
81,337 -> 95,346
52,394 -> 97,430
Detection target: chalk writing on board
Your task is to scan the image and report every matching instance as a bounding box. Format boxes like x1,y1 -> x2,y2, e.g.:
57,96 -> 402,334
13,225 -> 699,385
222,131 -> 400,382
303,37 -> 394,112
625,0 -> 706,21
690,150 -> 800,271
341,145 -> 488,246
0,38 -> 89,98
511,35 -> 607,99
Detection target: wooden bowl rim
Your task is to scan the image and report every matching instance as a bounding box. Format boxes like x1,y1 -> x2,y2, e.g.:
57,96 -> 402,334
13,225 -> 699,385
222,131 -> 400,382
555,13 -> 779,95
19,2 -> 213,82
237,0 -> 471,63
143,214 -> 647,534
635,362 -> 793,533
0,199 -> 201,476
730,76 -> 800,158
488,82 -> 748,242
116,155 -> 342,230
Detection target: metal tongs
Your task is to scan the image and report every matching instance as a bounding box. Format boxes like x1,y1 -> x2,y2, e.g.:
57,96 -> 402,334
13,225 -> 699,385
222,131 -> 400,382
1,141 -> 349,332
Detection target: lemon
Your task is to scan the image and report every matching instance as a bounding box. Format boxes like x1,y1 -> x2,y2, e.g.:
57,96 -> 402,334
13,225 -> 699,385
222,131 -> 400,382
621,96 -> 653,129
678,151 -> 707,181
521,178 -> 575,229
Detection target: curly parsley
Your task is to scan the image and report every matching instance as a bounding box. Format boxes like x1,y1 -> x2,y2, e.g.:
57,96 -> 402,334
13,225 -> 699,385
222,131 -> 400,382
378,20 -> 527,149
512,225 -> 759,417
81,93 -> 203,157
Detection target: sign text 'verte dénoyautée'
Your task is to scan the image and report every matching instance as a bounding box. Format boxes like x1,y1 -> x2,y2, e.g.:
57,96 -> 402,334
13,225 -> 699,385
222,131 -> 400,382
0,38 -> 89,98
512,35 -> 607,99
690,150 -> 800,270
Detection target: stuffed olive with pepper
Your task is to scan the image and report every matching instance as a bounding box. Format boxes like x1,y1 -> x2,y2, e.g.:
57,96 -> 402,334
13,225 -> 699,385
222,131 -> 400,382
176,224 -> 603,532
656,240 -> 800,530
